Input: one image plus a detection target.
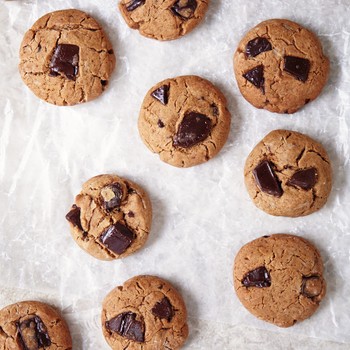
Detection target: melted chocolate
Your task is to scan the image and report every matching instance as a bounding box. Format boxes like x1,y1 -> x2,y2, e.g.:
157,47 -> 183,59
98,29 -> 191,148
242,266 -> 271,288
287,168 -> 317,190
284,56 -> 310,82
171,0 -> 197,20
253,160 -> 283,197
151,297 -> 174,321
101,183 -> 123,211
301,276 -> 323,298
245,37 -> 272,57
126,0 -> 145,11
49,44 -> 79,80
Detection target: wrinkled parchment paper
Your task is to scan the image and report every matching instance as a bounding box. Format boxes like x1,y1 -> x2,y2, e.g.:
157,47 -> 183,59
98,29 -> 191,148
1,0 -> 350,348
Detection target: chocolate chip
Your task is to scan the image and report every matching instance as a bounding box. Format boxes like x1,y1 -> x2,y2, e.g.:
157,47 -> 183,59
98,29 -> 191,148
284,56 -> 310,82
253,160 -> 283,197
151,85 -> 169,105
128,211 -> 135,218
171,0 -> 197,20
242,266 -> 271,288
301,276 -> 323,298
100,183 -> 123,211
211,103 -> 219,116
17,316 -> 51,350
173,112 -> 212,148
243,65 -> 265,93
65,205 -> 83,231
287,168 -> 318,190
49,44 -> 79,80
101,80 -> 108,86
126,0 -> 145,11
245,37 -> 272,58
99,222 -> 135,255
158,119 -> 165,128
106,312 -> 145,342
152,297 -> 174,321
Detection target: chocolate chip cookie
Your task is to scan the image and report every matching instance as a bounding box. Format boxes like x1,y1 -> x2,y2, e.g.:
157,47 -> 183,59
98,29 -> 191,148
19,9 -> 116,106
102,275 -> 188,349
233,234 -> 326,327
244,129 -> 332,217
234,19 -> 329,113
66,174 -> 152,260
138,75 -> 231,167
119,0 -> 209,41
0,300 -> 72,349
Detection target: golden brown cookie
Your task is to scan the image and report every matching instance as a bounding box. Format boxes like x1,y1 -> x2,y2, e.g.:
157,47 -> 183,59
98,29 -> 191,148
138,75 -> 231,168
233,19 -> 329,113
19,9 -> 116,106
119,0 -> 209,41
244,130 -> 332,217
65,174 -> 152,260
101,275 -> 189,349
233,234 -> 326,328
0,300 -> 72,349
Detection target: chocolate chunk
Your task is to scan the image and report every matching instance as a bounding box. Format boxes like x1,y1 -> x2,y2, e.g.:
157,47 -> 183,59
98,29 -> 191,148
100,222 -> 135,255
157,119 -> 165,128
284,56 -> 310,82
173,112 -> 212,148
211,103 -> 219,116
151,85 -> 169,105
242,266 -> 271,288
287,168 -> 318,190
253,160 -> 283,197
128,211 -> 135,217
171,0 -> 197,20
101,183 -> 123,211
301,276 -> 323,298
65,205 -> 83,231
49,44 -> 79,80
126,0 -> 145,11
245,37 -> 272,58
17,316 -> 51,350
106,312 -> 145,342
152,297 -> 174,321
243,65 -> 265,92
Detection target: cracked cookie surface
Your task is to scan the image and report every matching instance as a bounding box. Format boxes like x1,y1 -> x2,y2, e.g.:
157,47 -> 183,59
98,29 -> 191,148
19,9 -> 116,106
66,174 -> 152,260
233,19 -> 329,113
0,300 -> 72,350
138,75 -> 231,168
102,275 -> 188,350
244,129 -> 332,217
119,0 -> 209,41
233,234 -> 326,327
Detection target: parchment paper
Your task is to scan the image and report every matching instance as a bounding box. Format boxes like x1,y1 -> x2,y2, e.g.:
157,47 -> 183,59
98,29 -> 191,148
0,0 -> 350,348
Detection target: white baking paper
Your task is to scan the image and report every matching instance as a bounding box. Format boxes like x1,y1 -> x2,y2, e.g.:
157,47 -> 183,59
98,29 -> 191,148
0,0 -> 350,348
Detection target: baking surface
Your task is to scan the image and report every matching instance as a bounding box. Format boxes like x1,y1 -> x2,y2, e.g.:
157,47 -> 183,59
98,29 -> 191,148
1,0 -> 350,348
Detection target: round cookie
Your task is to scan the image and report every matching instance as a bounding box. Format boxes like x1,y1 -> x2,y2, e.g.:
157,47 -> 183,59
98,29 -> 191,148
0,300 -> 72,349
19,9 -> 116,106
138,75 -> 231,168
118,0 -> 209,41
233,19 -> 329,113
244,129 -> 332,217
233,234 -> 326,328
65,174 -> 152,260
101,275 -> 189,349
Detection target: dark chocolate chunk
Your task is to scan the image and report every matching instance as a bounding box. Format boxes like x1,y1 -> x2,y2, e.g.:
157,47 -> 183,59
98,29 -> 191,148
287,168 -> 317,190
171,0 -> 197,20
65,205 -> 83,231
242,266 -> 271,288
151,85 -> 169,105
17,316 -> 51,350
173,112 -> 212,148
152,297 -> 174,321
243,65 -> 265,92
49,44 -> 79,80
99,222 -> 135,255
101,80 -> 108,86
101,183 -> 123,211
157,119 -> 165,128
211,103 -> 219,116
126,0 -> 145,11
284,56 -> 310,82
128,211 -> 135,217
106,312 -> 145,342
253,160 -> 283,197
245,37 -> 272,58
301,276 -> 323,298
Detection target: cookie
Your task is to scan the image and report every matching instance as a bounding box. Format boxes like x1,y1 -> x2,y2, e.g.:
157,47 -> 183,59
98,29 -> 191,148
101,275 -> 188,349
138,75 -> 231,168
0,300 -> 72,349
244,129 -> 332,217
119,0 -> 209,41
233,234 -> 326,327
19,9 -> 116,106
233,19 -> 329,113
65,174 -> 152,260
